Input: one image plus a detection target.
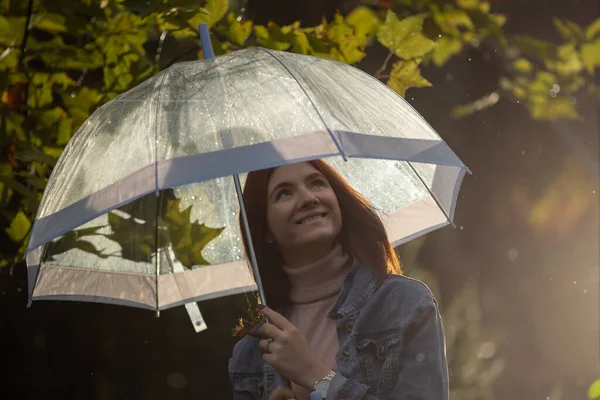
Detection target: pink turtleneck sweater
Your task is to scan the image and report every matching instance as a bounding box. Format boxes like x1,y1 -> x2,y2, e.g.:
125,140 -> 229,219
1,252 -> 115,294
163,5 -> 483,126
282,244 -> 352,400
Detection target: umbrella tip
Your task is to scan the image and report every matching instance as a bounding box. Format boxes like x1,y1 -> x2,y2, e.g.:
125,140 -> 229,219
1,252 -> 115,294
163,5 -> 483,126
155,310 -> 161,318
26,299 -> 32,308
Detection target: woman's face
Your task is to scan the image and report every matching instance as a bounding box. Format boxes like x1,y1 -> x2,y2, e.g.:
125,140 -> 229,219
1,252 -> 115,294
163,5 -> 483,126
265,162 -> 342,262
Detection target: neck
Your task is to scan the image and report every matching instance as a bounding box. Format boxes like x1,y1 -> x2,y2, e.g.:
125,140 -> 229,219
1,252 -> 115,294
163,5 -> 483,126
281,241 -> 336,269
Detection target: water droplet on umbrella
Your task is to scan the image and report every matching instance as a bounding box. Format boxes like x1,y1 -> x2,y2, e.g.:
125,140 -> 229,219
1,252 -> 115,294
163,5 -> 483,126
416,353 -> 425,362
573,281 -> 577,284
584,289 -> 587,294
167,372 -> 187,389
459,225 -> 464,230
507,248 -> 518,261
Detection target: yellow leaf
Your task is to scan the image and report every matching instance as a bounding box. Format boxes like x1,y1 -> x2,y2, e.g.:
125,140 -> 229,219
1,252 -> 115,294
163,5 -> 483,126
513,58 -> 533,74
585,18 -> 600,40
345,6 -> 380,44
432,36 -> 462,66
588,379 -> 600,400
377,12 -> 436,60
581,38 -> 600,73
387,59 -> 432,97
530,96 -> 578,121
6,210 -> 31,243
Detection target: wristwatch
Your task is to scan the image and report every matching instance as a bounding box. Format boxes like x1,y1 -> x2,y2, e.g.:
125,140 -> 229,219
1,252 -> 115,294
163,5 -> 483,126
313,370 -> 337,399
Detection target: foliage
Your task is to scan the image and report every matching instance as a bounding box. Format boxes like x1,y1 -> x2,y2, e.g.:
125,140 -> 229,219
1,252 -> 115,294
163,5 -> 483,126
0,0 -> 598,272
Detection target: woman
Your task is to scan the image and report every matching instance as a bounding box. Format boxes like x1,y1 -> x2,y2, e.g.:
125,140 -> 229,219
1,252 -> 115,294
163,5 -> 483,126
229,160 -> 448,400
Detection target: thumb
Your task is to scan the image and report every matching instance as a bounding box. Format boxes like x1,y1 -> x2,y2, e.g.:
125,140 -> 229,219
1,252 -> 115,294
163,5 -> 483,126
269,386 -> 296,400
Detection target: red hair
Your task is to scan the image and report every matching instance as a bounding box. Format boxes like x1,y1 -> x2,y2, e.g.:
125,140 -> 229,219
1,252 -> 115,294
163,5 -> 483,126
239,159 -> 402,310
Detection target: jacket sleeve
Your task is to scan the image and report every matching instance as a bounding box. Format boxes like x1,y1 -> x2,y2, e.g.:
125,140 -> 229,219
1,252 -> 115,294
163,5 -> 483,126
326,297 -> 449,400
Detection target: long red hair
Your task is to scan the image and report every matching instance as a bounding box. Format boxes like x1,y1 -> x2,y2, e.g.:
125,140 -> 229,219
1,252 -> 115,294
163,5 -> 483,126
239,159 -> 402,310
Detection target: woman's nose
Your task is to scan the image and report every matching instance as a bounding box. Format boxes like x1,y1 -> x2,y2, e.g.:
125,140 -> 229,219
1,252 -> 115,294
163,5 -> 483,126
297,189 -> 319,209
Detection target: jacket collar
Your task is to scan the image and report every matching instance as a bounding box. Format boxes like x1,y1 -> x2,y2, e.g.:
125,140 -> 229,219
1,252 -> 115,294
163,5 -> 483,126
327,258 -> 377,320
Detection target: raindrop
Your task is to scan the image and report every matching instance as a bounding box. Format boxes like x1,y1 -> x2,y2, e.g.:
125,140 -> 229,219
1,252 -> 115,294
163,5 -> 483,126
460,225 -> 464,230
584,289 -> 587,294
507,248 -> 518,261
573,281 -> 577,284
593,191 -> 596,194
70,92 -> 76,98
16,287 -> 22,292
478,342 -> 496,359
416,353 -> 425,362
167,372 -> 187,389
438,34 -> 442,38
468,58 -> 472,61
516,100 -> 520,104
191,196 -> 197,200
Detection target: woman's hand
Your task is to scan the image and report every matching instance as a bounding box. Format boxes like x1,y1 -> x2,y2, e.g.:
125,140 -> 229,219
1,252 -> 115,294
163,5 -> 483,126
269,386 -> 297,400
258,306 -> 330,391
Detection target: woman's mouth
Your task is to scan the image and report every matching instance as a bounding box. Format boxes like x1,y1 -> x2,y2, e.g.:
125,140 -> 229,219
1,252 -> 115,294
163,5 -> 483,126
296,212 -> 328,224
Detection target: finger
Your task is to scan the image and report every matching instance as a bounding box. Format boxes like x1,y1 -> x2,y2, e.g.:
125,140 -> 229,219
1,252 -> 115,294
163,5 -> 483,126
269,386 -> 296,400
258,339 -> 272,353
261,306 -> 294,330
260,322 -> 284,341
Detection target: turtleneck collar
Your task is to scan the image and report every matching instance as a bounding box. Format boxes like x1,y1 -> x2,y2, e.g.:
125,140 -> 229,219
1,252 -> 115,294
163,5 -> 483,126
283,244 -> 352,304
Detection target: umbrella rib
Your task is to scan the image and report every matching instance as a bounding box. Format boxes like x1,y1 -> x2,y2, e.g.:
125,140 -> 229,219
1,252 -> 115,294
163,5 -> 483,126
406,161 -> 455,228
258,48 -> 347,161
153,71 -> 169,315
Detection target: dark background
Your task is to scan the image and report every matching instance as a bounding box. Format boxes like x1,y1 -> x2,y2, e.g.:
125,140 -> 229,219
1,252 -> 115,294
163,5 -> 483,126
1,0 -> 599,399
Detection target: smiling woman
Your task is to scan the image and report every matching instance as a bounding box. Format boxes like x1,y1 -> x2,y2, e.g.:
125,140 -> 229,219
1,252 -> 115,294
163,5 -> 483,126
229,159 -> 448,400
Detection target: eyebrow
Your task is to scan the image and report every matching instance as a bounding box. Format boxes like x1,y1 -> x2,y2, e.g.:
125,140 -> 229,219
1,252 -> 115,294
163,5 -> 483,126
269,172 -> 324,200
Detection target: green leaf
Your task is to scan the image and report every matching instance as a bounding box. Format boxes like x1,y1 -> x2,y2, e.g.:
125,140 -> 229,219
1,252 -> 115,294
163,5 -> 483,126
56,118 -> 73,146
513,58 -> 533,74
432,5 -> 474,35
512,35 -> 557,61
456,0 -> 484,10
581,38 -> 600,73
327,14 -> 365,64
377,12 -> 436,60
0,15 -> 25,46
345,6 -> 380,44
6,210 -> 31,242
553,17 -> 578,41
13,144 -> 57,167
530,96 -> 578,121
223,12 -> 253,45
585,18 -> 600,40
0,47 -> 18,70
387,59 -> 432,97
107,211 -> 155,262
162,198 -> 224,267
188,0 -> 229,29
254,23 -> 291,51
0,163 -> 13,205
431,36 -> 462,66
34,13 -> 68,33
290,30 -> 311,54
554,44 -> 583,76
588,379 -> 600,400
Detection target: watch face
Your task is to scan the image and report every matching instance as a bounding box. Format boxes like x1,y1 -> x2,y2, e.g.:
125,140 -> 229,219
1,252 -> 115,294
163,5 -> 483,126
316,380 -> 330,397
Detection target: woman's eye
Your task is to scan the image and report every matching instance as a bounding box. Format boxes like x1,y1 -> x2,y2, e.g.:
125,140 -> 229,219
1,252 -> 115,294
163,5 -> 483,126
276,190 -> 292,200
312,179 -> 327,188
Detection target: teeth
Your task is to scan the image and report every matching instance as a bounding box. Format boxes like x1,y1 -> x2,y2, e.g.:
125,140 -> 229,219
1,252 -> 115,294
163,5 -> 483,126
300,214 -> 324,224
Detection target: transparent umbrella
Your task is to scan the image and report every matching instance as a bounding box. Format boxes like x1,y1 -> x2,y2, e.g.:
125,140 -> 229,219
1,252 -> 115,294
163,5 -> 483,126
25,25 -> 469,334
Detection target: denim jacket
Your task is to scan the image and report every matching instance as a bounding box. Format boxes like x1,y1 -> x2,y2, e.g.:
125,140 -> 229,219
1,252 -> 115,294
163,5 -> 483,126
228,263 -> 449,400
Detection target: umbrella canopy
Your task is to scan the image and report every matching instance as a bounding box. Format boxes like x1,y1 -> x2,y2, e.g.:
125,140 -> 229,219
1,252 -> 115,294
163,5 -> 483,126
26,47 -> 468,312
